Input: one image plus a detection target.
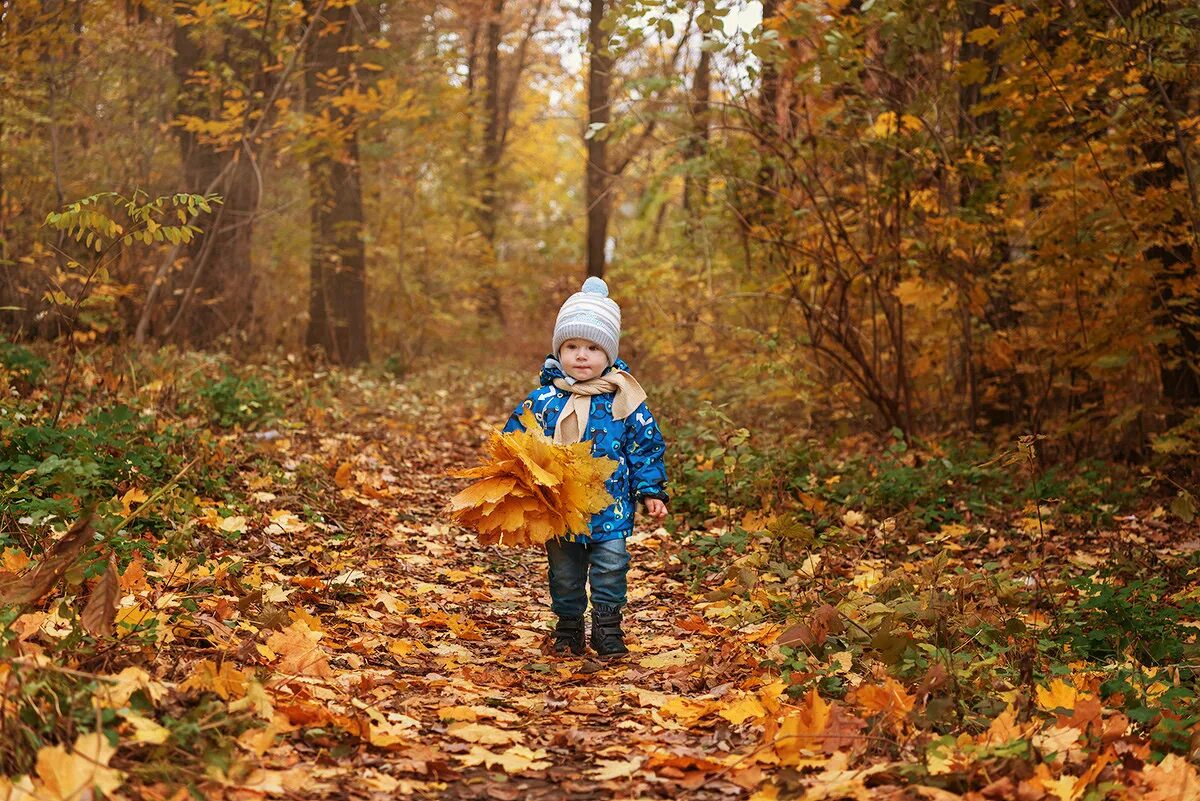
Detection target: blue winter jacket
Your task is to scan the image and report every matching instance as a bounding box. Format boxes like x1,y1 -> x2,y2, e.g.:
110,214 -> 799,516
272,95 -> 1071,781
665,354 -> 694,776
503,357 -> 669,543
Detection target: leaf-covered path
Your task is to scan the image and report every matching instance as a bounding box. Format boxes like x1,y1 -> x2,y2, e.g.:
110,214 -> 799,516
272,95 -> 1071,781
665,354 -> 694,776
222,384 -> 774,799
7,364 -> 1200,801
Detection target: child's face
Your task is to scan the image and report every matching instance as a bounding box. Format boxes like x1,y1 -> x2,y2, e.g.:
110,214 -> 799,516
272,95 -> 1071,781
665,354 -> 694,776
559,338 -> 607,380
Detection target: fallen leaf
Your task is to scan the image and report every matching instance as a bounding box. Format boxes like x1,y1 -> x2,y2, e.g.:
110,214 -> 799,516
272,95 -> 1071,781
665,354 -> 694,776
447,722 -> 523,745
34,731 -> 125,801
1037,679 -> 1083,713
266,620 -> 334,678
119,710 -> 171,744
1143,753 -> 1200,801
457,745 -> 551,773
80,556 -> 119,637
589,757 -> 644,780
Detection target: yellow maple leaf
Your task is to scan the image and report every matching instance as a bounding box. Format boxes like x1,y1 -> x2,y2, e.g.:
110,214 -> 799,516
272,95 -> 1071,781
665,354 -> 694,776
719,695 -> 768,725
120,487 -> 149,517
34,732 -> 125,801
457,745 -> 552,774
589,757 -> 644,780
119,710 -> 172,744
980,705 -> 1036,746
449,409 -> 616,548
1036,678 -> 1082,712
447,721 -> 523,745
179,659 -> 249,700
871,111 -> 899,138
776,689 -> 830,764
1,547 -> 31,573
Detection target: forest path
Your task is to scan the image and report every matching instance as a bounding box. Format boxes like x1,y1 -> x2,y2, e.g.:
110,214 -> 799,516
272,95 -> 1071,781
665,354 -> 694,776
249,387 -> 772,799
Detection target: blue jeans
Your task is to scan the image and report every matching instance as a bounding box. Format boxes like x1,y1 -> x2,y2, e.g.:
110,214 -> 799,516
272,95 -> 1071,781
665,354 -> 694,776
545,538 -> 630,618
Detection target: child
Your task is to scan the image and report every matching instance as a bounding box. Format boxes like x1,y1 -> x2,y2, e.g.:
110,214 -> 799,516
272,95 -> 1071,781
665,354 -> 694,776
504,277 -> 668,658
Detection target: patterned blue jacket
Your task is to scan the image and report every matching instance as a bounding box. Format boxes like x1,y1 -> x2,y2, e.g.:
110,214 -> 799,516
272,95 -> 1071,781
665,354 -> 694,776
503,357 -> 669,543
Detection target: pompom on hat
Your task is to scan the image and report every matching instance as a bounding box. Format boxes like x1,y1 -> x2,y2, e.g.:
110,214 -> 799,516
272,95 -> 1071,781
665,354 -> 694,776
552,276 -> 621,366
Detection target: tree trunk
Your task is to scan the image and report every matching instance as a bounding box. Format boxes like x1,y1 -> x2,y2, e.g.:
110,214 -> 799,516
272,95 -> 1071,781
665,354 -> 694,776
168,20 -> 263,346
479,0 -> 503,245
475,0 -> 506,323
304,0 -> 370,364
682,45 -> 710,218
956,0 -> 1018,430
585,0 -> 612,278
752,0 -> 779,217
1141,79 -> 1200,416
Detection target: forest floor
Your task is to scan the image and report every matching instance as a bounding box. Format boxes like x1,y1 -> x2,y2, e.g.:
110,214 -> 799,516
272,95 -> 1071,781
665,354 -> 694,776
2,354 -> 1199,800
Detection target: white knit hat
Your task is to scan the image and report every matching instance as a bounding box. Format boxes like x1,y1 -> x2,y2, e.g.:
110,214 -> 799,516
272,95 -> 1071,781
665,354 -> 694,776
552,277 -> 621,365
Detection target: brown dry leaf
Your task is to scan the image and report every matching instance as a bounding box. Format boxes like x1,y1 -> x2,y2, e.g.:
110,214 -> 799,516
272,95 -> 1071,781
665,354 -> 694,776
334,461 -> 353,488
266,620 -> 334,678
852,677 -> 915,726
80,556 -> 119,637
1143,753 -> 1200,801
447,721 -> 523,745
1,514 -> 95,605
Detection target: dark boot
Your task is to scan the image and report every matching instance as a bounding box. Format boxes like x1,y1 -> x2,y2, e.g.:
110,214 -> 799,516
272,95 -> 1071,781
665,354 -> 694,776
551,616 -> 586,656
591,610 -> 628,658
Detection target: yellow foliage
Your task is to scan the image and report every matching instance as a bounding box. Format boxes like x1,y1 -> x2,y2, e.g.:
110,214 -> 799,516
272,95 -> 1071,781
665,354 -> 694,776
449,409 -> 616,547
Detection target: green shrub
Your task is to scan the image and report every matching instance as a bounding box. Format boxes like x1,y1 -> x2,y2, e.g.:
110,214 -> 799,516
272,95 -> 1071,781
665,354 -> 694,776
0,342 -> 48,386
192,368 -> 279,429
0,404 -> 186,542
1053,572 -> 1200,665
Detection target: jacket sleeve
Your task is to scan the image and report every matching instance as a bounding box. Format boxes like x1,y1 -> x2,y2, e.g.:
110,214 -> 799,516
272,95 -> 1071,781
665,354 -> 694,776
625,401 -> 669,502
502,391 -> 538,433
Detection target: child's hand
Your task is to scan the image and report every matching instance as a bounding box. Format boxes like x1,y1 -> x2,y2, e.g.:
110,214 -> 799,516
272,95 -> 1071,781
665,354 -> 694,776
644,498 -> 668,520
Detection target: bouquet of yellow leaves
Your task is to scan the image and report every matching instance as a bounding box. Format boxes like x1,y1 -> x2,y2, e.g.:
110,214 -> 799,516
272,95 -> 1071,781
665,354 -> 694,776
449,409 -> 617,547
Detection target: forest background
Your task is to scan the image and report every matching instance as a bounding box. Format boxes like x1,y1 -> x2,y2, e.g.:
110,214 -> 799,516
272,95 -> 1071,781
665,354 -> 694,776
4,0 -> 1200,447
4,0 -> 1200,798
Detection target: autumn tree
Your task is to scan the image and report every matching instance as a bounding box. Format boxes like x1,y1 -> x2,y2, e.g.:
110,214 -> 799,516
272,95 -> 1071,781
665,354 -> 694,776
159,7 -> 268,346
303,0 -> 369,365
585,0 -> 613,279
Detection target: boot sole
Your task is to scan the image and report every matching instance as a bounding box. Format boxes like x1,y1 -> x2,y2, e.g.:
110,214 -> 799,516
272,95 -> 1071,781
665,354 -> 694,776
593,650 -> 628,660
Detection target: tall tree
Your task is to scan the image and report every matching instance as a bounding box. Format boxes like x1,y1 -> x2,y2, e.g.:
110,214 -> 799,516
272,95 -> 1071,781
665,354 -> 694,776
478,0 -> 504,247
955,0 -> 1016,429
165,16 -> 264,345
585,0 -> 612,278
682,44 -> 710,218
304,0 -> 369,364
1136,66 -> 1200,414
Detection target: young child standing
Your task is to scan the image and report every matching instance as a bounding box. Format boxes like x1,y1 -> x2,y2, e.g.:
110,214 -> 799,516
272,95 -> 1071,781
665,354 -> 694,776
504,277 -> 669,658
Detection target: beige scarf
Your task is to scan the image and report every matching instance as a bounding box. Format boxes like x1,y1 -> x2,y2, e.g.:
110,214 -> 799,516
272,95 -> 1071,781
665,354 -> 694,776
552,370 -> 648,445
